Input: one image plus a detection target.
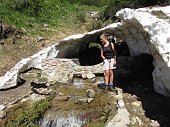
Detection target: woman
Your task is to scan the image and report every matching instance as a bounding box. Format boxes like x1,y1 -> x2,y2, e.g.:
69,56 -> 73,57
100,33 -> 116,93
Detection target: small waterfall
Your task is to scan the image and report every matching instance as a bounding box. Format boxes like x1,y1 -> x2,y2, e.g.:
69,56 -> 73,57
72,76 -> 104,88
39,76 -> 105,127
72,78 -> 84,88
95,76 -> 104,84
39,114 -> 86,127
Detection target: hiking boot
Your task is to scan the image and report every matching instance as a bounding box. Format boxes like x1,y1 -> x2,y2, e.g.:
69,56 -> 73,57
108,85 -> 115,91
104,85 -> 108,93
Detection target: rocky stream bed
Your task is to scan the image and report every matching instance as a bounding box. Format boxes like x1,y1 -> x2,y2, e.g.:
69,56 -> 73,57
0,58 -> 170,127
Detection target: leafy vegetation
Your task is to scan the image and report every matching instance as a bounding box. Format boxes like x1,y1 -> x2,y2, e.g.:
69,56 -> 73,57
103,0 -> 170,20
89,42 -> 101,49
0,0 -> 105,36
6,91 -> 55,127
0,0 -> 169,35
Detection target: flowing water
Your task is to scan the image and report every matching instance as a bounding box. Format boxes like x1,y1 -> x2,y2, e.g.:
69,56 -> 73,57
40,113 -> 86,127
39,76 -> 111,127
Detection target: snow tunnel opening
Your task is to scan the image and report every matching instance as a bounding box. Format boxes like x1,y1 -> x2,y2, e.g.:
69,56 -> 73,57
56,29 -> 154,90
56,34 -> 131,66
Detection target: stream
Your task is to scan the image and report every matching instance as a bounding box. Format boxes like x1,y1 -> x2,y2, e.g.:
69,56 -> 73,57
38,76 -> 115,127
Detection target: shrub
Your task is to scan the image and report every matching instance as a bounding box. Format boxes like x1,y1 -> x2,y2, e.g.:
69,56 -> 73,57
88,42 -> 101,49
103,0 -> 170,21
6,91 -> 56,126
10,0 -> 46,16
77,12 -> 86,23
6,99 -> 51,127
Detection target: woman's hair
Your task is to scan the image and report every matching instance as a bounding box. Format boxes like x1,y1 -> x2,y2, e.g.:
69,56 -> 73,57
100,33 -> 105,40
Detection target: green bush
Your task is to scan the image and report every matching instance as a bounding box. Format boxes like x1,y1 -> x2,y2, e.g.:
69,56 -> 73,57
6,99 -> 51,127
66,0 -> 110,7
10,0 -> 46,16
89,42 -> 101,49
103,0 -> 170,20
86,12 -> 112,31
77,12 -> 86,23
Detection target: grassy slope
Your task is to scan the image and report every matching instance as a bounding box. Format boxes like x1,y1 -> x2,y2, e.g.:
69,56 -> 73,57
0,0 -> 101,35
0,0 -> 104,76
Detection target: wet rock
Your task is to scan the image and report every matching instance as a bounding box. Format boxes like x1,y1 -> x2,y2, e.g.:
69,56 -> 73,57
82,72 -> 95,80
86,89 -> 95,98
82,74 -> 87,79
86,72 -> 95,79
150,120 -> 160,127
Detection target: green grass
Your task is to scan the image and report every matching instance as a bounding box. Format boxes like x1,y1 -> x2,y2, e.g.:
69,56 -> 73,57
6,91 -> 55,127
0,0 -> 104,36
0,0 -> 110,77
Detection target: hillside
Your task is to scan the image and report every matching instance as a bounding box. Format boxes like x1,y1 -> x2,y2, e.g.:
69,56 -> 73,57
0,0 -> 169,76
0,0 -> 108,76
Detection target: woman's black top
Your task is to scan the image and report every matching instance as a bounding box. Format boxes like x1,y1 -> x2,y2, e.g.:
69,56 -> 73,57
102,42 -> 115,59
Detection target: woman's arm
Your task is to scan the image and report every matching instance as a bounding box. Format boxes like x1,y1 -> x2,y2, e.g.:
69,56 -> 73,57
111,43 -> 116,59
111,43 -> 117,65
100,48 -> 105,60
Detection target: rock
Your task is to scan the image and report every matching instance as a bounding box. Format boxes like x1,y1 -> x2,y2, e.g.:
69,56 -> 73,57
21,27 -> 27,33
82,74 -> 87,79
131,101 -> 145,116
86,72 -> 95,79
0,105 -> 5,110
20,98 -> 29,103
0,105 -> 6,119
118,100 -> 125,108
42,23 -> 49,27
1,6 -> 170,98
58,92 -> 65,96
76,97 -> 87,104
34,76 -> 48,84
37,36 -> 44,42
131,116 -> 143,125
136,116 -> 143,125
150,120 -> 160,127
87,98 -> 94,103
29,93 -> 46,102
86,89 -> 95,98
106,88 -> 130,127
131,116 -> 137,125
34,88 -> 51,95
53,96 -> 70,103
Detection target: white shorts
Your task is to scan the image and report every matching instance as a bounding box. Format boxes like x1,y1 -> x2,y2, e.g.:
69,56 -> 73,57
103,58 -> 116,70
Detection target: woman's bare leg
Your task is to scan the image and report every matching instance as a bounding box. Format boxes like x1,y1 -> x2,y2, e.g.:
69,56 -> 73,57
109,69 -> 114,85
104,70 -> 109,93
108,69 -> 115,91
104,70 -> 110,85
